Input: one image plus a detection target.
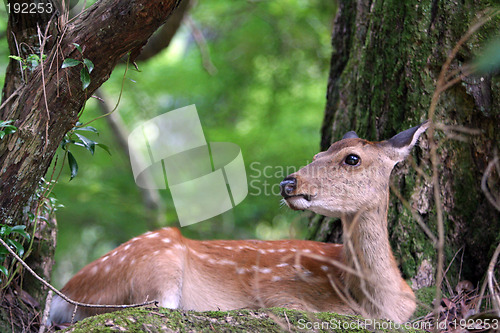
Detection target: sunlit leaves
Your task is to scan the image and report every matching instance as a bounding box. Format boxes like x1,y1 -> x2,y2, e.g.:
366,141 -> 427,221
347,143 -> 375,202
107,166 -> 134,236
0,120 -> 17,140
0,224 -> 31,280
61,43 -> 94,90
67,151 -> 78,180
61,58 -> 81,68
61,123 -> 111,181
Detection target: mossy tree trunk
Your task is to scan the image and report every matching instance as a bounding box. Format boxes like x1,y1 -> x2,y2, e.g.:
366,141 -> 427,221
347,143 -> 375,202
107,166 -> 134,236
0,0 -> 182,331
310,0 -> 499,288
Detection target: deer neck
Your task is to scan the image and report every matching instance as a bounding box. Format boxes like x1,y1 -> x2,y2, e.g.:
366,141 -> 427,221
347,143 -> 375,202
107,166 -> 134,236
341,193 -> 403,298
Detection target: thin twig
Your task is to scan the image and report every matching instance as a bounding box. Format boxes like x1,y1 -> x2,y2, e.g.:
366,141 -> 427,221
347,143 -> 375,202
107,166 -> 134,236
37,23 -> 51,153
390,182 -> 438,245
0,237 -> 158,314
426,9 -> 500,331
185,16 -> 218,75
481,153 -> 500,211
39,290 -> 53,333
477,242 -> 500,314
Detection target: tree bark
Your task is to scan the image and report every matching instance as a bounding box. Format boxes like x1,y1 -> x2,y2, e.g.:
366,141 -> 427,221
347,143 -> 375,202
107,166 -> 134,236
312,0 -> 499,286
0,0 -> 182,330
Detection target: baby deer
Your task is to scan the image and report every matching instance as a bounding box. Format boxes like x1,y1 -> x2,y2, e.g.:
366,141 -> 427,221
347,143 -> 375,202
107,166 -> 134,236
49,122 -> 428,325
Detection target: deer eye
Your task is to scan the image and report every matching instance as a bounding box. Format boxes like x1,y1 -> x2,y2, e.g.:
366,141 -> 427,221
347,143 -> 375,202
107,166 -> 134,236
344,154 -> 360,166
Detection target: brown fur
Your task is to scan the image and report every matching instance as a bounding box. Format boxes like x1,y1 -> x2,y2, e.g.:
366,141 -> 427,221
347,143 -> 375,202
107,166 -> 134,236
49,122 -> 428,325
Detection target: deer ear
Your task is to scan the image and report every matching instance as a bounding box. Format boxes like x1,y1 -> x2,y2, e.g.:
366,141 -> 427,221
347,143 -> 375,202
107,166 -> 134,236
342,131 -> 359,140
381,120 -> 430,163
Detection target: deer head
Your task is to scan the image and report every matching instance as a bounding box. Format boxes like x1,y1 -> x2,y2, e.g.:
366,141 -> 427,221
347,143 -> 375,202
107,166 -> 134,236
280,121 -> 429,218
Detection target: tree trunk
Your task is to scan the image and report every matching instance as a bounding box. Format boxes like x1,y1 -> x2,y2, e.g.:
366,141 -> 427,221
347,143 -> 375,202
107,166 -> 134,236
312,0 -> 499,288
0,0 -> 182,331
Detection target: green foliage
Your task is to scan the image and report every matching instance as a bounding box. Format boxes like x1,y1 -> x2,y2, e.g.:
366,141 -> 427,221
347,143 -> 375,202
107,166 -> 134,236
61,123 -> 111,180
9,53 -> 46,71
0,224 -> 30,282
41,0 -> 338,287
61,43 -> 95,90
0,120 -> 16,140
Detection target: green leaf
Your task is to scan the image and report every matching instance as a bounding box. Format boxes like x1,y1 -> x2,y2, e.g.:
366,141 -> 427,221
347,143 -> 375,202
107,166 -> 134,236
61,137 -> 75,150
0,225 -> 10,236
0,265 -> 8,277
7,239 -> 24,257
67,151 -> 78,180
2,125 -> 16,136
83,58 -> 94,74
75,133 -> 96,155
62,58 -> 81,68
0,131 -> 4,140
9,55 -> 23,62
80,67 -> 91,90
26,54 -> 41,69
96,143 -> 112,155
72,43 -> 83,53
11,225 -> 30,241
76,125 -> 98,133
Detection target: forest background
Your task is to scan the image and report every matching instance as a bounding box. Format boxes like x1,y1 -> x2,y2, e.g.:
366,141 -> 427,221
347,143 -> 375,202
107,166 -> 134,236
0,0 -> 337,288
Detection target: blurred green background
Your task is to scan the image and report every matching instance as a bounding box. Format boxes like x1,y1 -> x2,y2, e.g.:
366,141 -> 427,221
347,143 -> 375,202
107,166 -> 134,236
0,1 -> 337,287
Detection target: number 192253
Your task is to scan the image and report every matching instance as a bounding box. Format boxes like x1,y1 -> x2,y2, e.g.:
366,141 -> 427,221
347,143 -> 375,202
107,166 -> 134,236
6,2 -> 54,14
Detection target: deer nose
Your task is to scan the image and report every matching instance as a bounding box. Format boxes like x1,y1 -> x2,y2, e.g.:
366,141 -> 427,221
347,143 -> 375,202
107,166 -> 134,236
280,177 -> 297,198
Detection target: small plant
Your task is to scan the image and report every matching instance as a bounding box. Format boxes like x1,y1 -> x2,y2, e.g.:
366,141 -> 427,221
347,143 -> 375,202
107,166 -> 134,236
61,43 -> 95,90
0,224 -> 30,282
61,122 -> 111,180
9,54 -> 46,71
0,120 -> 17,140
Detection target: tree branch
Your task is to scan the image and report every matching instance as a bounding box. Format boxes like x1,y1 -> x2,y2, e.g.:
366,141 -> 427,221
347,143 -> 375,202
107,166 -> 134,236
0,0 -> 182,224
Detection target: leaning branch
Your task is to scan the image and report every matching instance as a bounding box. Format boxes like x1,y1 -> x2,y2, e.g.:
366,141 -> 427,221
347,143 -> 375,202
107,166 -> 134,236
0,237 -> 158,313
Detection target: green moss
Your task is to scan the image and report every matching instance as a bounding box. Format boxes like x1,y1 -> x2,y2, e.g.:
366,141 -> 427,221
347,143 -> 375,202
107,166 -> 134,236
413,286 -> 436,319
62,307 -> 427,332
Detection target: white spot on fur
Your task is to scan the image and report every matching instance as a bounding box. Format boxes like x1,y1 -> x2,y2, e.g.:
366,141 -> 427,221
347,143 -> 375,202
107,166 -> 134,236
252,266 -> 272,274
119,254 -> 127,263
224,246 -> 233,250
321,265 -> 329,271
219,259 -> 236,265
146,232 -> 159,238
191,250 -> 208,259
267,249 -> 276,253
90,265 -> 98,275
124,244 -> 131,251
153,250 -> 160,256
271,276 -> 281,282
101,256 -> 109,262
162,238 -> 171,244
236,267 -> 247,274
278,249 -> 287,253
276,263 -> 288,268
173,244 -> 185,250
301,249 -> 312,253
